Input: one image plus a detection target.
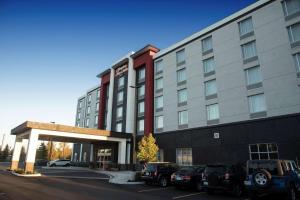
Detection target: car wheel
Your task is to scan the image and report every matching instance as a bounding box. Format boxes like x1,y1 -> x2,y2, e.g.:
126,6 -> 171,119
50,163 -> 56,167
287,185 -> 296,200
232,184 -> 242,197
252,169 -> 271,188
196,181 -> 203,191
159,177 -> 168,187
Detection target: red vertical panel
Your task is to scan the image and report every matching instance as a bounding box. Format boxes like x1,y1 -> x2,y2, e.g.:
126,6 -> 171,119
98,72 -> 110,129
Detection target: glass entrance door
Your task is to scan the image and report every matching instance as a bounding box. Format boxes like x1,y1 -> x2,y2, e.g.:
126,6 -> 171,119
97,148 -> 112,169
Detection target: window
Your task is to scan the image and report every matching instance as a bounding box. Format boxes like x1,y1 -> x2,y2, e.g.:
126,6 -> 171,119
176,148 -> 192,166
288,23 -> 300,43
117,91 -> 124,102
155,96 -> 163,110
178,89 -> 187,104
177,68 -> 186,83
85,118 -> 90,127
204,79 -> 217,96
138,67 -> 145,81
176,49 -> 185,65
138,101 -> 144,114
95,115 -> 98,125
248,93 -> 266,113
242,41 -> 257,60
203,57 -> 215,74
96,102 -> 99,111
116,122 -> 122,132
97,89 -> 100,98
117,106 -> 123,118
155,60 -> 163,73
79,101 -> 83,108
78,112 -> 81,120
178,110 -> 188,125
202,36 -> 213,53
138,84 -> 145,97
206,103 -> 219,120
87,106 -> 91,114
88,94 -> 92,102
293,53 -> 300,72
118,76 -> 125,88
155,78 -> 163,91
155,115 -> 164,129
249,143 -> 279,160
245,66 -> 262,85
239,17 -> 254,36
138,119 -> 144,132
83,152 -> 87,162
282,0 -> 300,17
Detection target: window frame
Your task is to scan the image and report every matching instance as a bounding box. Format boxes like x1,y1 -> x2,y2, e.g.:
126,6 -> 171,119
155,115 -> 164,129
206,103 -> 220,121
177,88 -> 188,104
238,17 -> 254,37
248,93 -> 266,114
176,148 -> 193,166
249,143 -> 279,160
202,36 -> 213,53
241,41 -> 257,60
178,110 -> 188,125
176,49 -> 186,66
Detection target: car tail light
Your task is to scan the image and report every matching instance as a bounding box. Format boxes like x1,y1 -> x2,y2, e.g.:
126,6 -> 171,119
171,173 -> 176,180
154,170 -> 158,177
183,175 -> 191,180
225,173 -> 230,180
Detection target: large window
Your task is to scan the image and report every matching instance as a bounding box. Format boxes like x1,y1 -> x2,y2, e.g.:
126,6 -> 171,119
155,60 -> 163,73
138,119 -> 144,132
202,36 -> 213,53
138,67 -> 145,81
96,102 -> 99,112
155,78 -> 163,91
155,96 -> 163,110
177,68 -> 186,83
155,115 -> 164,129
95,115 -> 98,125
85,118 -> 90,127
245,66 -> 262,86
176,49 -> 185,65
178,110 -> 188,125
282,0 -> 300,17
204,79 -> 217,96
138,101 -> 145,114
117,91 -> 124,102
116,122 -> 122,132
178,89 -> 187,104
248,93 -> 266,113
293,53 -> 300,72
116,106 -> 123,118
176,148 -> 192,166
203,57 -> 215,74
249,143 -> 279,160
288,23 -> 300,43
97,89 -> 100,98
87,106 -> 91,114
206,103 -> 219,120
78,112 -> 81,120
118,76 -> 125,88
88,94 -> 92,103
242,41 -> 257,60
79,101 -> 83,108
138,84 -> 145,97
239,17 -> 254,36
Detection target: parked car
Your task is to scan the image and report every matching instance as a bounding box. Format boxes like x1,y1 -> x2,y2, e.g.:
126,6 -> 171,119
244,159 -> 300,200
47,159 -> 71,167
202,164 -> 246,197
141,162 -> 178,187
171,165 -> 205,190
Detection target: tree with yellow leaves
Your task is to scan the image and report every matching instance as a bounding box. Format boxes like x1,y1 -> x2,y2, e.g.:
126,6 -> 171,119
137,133 -> 159,163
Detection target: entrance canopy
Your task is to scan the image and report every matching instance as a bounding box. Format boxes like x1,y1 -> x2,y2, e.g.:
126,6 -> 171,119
10,121 -> 131,173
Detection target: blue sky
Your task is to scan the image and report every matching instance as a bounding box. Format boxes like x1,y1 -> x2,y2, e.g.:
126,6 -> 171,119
0,0 -> 255,148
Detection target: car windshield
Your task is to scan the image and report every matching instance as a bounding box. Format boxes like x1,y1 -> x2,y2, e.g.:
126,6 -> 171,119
248,160 -> 278,175
178,166 -> 196,172
205,166 -> 226,174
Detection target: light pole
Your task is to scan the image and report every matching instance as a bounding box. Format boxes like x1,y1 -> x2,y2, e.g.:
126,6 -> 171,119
0,134 -> 5,151
129,85 -> 141,165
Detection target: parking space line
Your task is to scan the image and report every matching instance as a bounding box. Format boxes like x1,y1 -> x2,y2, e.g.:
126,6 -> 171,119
138,188 -> 169,193
42,175 -> 109,180
172,192 -> 204,199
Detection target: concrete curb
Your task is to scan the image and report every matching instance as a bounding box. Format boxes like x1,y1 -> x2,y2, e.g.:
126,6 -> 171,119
41,166 -> 91,171
95,170 -> 145,185
11,171 -> 42,177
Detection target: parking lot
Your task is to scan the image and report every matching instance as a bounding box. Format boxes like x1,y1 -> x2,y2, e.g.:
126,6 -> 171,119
0,163 -> 295,200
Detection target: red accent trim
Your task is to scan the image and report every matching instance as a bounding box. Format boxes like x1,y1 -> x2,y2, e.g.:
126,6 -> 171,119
133,51 -> 156,135
98,72 -> 110,129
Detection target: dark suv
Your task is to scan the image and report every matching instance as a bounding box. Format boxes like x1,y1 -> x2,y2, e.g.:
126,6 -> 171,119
244,159 -> 300,200
201,164 -> 246,197
141,162 -> 178,187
